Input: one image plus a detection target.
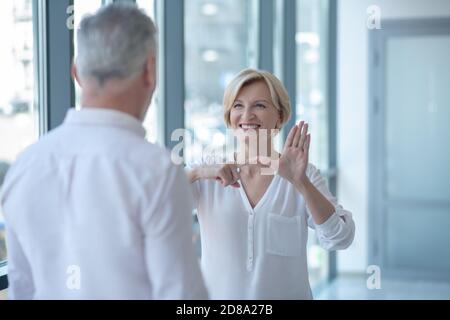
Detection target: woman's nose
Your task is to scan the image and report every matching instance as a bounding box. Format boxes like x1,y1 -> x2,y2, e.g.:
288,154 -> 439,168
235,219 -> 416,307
242,107 -> 255,120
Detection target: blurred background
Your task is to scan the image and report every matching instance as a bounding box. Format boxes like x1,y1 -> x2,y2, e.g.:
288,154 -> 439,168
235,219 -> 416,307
0,0 -> 449,300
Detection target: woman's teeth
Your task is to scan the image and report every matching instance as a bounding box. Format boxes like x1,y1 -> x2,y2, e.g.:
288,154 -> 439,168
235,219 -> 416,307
240,124 -> 260,129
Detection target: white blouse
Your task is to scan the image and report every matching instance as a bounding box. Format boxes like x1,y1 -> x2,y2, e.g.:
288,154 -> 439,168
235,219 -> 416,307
189,163 -> 355,300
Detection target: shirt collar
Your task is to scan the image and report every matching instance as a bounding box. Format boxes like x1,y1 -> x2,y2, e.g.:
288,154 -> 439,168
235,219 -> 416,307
63,108 -> 146,138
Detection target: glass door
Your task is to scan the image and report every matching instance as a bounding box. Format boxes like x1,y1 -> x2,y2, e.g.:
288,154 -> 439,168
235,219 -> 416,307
371,19 -> 450,279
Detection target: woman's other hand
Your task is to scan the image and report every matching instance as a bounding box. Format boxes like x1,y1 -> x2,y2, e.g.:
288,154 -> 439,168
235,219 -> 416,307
278,121 -> 311,189
189,164 -> 241,188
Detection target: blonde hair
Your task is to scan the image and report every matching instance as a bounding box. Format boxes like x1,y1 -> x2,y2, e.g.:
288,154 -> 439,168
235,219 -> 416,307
223,68 -> 291,129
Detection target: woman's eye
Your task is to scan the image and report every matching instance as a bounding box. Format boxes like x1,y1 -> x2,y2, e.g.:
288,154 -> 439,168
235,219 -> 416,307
255,103 -> 266,108
233,104 -> 243,109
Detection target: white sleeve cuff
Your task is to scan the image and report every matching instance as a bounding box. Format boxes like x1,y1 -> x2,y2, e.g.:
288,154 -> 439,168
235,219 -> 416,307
314,211 -> 341,236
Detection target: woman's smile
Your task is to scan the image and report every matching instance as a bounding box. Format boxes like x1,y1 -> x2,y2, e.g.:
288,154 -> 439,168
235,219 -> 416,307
239,123 -> 262,131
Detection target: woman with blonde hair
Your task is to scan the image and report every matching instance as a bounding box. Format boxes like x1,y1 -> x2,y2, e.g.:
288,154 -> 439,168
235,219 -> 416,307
187,68 -> 355,299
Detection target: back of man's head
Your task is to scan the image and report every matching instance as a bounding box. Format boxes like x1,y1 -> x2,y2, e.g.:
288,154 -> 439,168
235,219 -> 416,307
75,3 -> 157,86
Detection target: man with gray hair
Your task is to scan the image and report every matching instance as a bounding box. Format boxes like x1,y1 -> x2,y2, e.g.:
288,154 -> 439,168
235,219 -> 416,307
1,3 -> 208,299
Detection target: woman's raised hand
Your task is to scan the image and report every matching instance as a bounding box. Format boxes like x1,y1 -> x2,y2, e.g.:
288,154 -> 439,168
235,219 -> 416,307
278,121 -> 311,187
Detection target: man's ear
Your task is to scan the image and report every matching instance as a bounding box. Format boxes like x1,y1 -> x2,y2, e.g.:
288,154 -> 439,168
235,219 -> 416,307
143,55 -> 156,90
71,63 -> 82,88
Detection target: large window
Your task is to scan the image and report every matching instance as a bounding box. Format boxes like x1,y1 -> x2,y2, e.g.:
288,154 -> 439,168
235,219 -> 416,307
184,0 -> 257,162
0,0 -> 37,268
296,0 -> 329,171
296,0 -> 330,287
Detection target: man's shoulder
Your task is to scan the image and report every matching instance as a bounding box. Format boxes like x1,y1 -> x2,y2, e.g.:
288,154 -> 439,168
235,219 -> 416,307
128,140 -> 173,169
5,134 -> 52,172
4,125 -> 66,169
13,124 -> 65,156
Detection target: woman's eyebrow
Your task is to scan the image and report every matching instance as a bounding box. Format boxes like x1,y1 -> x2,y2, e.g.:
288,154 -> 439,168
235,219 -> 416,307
233,99 -> 270,104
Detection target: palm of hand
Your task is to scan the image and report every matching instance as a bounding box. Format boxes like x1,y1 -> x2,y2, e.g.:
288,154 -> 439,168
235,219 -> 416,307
278,121 -> 311,185
279,146 -> 308,183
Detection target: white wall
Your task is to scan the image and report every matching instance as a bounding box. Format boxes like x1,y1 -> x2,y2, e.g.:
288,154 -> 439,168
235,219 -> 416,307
337,0 -> 450,273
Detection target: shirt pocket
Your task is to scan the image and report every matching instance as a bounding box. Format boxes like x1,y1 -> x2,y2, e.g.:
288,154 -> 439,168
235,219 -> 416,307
266,213 -> 302,257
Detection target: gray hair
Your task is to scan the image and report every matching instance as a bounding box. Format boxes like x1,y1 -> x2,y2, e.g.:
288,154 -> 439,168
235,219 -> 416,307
76,3 -> 157,85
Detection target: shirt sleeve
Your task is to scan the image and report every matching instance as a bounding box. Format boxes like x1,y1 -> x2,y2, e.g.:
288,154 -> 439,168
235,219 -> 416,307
1,167 -> 35,300
140,164 -> 208,300
4,228 -> 35,300
305,164 -> 355,251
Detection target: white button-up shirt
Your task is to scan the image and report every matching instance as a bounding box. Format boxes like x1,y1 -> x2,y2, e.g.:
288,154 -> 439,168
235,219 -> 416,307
1,108 -> 208,300
190,163 -> 355,299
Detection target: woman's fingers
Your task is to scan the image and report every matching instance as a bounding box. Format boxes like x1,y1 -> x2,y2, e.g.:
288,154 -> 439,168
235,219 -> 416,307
230,165 -> 241,188
299,123 -> 308,150
223,168 -> 234,187
305,134 -> 311,155
292,121 -> 304,147
231,182 -> 241,188
284,125 -> 297,150
217,165 -> 240,187
216,169 -> 227,186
